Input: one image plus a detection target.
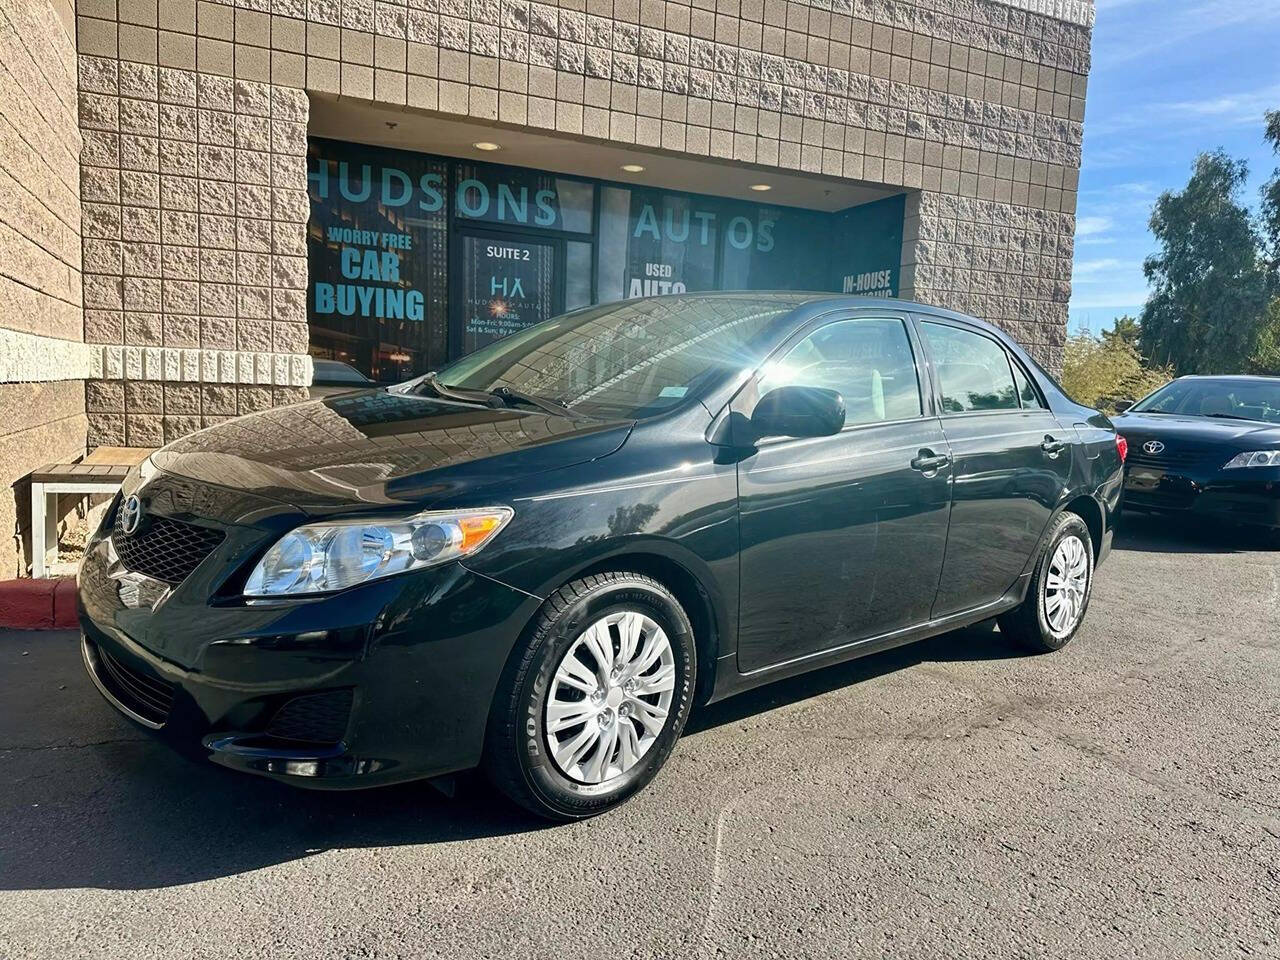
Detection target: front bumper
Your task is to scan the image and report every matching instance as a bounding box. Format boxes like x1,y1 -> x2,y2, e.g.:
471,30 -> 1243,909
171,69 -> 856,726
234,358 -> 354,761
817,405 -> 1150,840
78,532 -> 541,789
1122,468 -> 1280,528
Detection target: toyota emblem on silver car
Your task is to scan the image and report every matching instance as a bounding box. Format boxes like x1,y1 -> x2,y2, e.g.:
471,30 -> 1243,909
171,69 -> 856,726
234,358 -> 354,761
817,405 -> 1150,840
119,495 -> 143,535
1142,440 -> 1165,455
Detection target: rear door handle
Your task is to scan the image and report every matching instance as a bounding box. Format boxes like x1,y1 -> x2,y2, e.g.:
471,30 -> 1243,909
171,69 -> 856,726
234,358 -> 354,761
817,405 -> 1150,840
910,450 -> 951,475
1041,436 -> 1067,457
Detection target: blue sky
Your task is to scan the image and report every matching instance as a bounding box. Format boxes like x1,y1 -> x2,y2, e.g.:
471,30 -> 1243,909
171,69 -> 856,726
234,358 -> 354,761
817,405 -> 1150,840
1067,0 -> 1280,335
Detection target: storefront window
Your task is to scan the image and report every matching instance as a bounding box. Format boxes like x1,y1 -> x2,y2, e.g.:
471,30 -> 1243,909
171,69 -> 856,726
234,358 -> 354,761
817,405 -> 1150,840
720,205 -> 831,291
454,164 -> 594,233
307,138 -> 448,380
595,187 -> 719,302
566,241 -> 593,310
306,137 -> 908,379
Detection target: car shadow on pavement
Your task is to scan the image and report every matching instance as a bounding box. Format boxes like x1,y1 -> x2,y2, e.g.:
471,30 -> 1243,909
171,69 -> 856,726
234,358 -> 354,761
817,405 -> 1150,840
1,620 -> 1019,893
686,619 -> 1017,735
1113,510 -> 1272,554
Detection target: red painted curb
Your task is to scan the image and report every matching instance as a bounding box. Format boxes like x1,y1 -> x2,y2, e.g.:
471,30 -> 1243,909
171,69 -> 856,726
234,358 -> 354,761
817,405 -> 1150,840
0,578 -> 77,630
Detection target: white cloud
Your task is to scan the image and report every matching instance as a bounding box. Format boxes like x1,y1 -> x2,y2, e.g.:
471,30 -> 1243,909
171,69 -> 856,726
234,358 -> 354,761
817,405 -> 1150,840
1086,82 -> 1280,139
1075,216 -> 1113,239
1094,0 -> 1280,66
1069,290 -> 1151,310
1072,257 -> 1125,277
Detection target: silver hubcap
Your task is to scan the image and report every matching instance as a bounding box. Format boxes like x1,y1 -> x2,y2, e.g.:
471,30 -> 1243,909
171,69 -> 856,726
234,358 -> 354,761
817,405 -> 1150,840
1044,534 -> 1089,638
545,611 -> 676,784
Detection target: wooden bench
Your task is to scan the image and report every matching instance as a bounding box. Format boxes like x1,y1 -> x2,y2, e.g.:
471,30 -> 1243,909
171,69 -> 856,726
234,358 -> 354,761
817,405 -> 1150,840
29,448 -> 151,578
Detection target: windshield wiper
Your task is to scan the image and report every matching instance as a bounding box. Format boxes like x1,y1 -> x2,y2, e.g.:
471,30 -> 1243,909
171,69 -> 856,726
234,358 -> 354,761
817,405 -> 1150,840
418,373 -> 492,406
489,385 -> 575,417
1203,412 -> 1259,422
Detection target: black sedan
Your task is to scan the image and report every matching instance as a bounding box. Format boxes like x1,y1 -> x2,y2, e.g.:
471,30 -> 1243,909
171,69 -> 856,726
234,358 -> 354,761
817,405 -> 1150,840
1114,376 -> 1280,540
78,294 -> 1124,820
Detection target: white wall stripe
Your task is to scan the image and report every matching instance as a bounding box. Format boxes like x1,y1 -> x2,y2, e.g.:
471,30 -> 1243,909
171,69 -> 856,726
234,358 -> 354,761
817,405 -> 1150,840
0,330 -> 313,387
0,328 -> 101,383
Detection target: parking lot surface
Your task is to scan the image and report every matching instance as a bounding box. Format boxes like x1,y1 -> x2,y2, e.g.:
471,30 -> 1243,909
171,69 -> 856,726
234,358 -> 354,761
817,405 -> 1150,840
1,514 -> 1278,960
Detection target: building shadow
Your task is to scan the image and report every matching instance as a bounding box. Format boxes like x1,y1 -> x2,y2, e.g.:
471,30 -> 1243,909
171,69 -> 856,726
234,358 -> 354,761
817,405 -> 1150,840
1,618 -> 1017,893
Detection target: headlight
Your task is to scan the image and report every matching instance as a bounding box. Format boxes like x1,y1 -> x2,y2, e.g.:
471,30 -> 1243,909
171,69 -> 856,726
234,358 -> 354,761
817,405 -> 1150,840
244,507 -> 513,597
1223,450 -> 1280,469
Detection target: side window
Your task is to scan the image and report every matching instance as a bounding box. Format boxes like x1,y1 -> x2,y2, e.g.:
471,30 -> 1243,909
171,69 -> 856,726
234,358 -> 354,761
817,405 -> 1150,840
759,317 -> 922,426
1011,360 -> 1047,409
921,322 -> 1019,413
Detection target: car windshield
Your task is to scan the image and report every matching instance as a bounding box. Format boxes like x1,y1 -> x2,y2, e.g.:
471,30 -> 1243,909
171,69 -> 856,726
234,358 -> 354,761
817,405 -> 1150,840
1131,378 -> 1280,423
429,294 -> 810,418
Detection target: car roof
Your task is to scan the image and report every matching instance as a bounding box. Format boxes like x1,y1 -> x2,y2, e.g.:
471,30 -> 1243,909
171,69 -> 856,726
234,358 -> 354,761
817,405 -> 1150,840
628,291 -> 1006,337
1174,374 -> 1280,381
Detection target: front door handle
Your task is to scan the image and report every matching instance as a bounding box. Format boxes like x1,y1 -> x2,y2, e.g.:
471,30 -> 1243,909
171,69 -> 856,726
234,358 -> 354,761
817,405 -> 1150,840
1041,435 -> 1067,458
910,450 -> 952,475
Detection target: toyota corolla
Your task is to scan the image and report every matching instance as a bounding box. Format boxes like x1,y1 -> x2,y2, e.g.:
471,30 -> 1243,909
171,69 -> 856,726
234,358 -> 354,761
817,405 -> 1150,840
78,294 -> 1124,819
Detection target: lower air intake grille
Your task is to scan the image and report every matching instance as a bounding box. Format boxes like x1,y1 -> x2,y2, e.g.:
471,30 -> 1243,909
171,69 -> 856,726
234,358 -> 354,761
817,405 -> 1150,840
265,690 -> 354,744
93,642 -> 176,726
112,511 -> 224,585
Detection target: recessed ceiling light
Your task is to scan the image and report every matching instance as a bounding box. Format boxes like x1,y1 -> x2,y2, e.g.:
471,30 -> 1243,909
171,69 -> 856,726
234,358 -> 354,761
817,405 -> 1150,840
473,141 -> 501,151
621,163 -> 646,173
749,183 -> 772,191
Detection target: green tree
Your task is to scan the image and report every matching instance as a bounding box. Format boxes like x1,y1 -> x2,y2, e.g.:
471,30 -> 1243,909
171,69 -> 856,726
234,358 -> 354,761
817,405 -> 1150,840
1061,332 -> 1172,414
1248,298 -> 1280,375
1139,151 -> 1271,374
1261,110 -> 1280,286
1250,111 -> 1280,374
1101,314 -> 1140,347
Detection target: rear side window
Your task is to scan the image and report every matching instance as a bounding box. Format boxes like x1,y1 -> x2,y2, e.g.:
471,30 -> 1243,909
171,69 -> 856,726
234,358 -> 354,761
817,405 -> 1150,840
1011,361 -> 1047,409
760,317 -> 923,425
922,322 -> 1019,413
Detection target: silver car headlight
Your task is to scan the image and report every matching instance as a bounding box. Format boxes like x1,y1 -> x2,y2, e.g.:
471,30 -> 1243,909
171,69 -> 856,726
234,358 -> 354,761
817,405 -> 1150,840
244,507 -> 513,597
1223,450 -> 1280,469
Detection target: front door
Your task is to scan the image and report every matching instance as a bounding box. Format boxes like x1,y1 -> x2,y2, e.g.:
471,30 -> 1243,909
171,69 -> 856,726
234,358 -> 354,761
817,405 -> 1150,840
917,318 -> 1073,618
453,230 -> 562,358
734,313 -> 954,674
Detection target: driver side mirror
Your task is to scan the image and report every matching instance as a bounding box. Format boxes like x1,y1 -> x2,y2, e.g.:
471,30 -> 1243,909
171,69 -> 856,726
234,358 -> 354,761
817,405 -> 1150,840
751,385 -> 846,440
1112,399 -> 1133,413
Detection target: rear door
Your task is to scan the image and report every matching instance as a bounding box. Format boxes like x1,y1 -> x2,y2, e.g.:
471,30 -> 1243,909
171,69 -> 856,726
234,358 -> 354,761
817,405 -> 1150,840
917,318 -> 1072,618
734,311 -> 953,673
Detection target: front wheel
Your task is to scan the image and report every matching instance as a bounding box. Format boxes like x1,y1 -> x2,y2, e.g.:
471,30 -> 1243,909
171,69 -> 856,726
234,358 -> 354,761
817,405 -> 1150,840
998,511 -> 1094,653
483,572 -> 696,821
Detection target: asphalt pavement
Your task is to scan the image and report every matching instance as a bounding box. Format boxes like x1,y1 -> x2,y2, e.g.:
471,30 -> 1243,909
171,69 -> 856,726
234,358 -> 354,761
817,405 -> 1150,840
1,513 -> 1277,959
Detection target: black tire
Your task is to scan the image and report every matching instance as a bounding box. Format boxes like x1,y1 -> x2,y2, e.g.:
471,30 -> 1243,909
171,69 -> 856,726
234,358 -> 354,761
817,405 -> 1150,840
998,511 -> 1094,654
483,571 -> 697,821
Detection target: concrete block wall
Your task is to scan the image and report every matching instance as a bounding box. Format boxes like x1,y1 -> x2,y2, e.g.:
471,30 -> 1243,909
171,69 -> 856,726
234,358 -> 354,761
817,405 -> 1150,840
0,0 -> 88,577
76,46 -> 313,448
70,0 -> 1092,447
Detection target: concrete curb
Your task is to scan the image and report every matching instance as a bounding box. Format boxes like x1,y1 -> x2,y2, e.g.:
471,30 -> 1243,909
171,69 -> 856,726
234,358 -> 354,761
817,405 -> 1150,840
0,578 -> 77,630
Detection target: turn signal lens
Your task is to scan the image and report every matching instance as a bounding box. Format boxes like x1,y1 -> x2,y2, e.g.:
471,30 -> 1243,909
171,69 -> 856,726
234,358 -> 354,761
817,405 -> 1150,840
1115,434 -> 1128,463
245,507 -> 513,597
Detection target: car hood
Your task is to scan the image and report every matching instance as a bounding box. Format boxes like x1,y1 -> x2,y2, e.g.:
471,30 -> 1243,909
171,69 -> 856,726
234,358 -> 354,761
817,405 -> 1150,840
1113,412 -> 1280,448
150,390 -> 632,514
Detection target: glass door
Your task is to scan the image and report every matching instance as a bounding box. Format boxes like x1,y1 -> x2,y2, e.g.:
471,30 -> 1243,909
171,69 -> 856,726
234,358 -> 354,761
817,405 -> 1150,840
453,229 -> 563,357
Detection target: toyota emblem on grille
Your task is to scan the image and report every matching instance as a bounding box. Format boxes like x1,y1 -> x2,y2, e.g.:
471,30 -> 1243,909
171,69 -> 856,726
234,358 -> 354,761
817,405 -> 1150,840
119,495 -> 144,535
1142,440 -> 1166,455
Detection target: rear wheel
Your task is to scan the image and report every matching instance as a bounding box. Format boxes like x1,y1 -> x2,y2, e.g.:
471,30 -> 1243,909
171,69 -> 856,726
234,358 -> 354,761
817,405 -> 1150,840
998,511 -> 1094,653
483,572 -> 696,820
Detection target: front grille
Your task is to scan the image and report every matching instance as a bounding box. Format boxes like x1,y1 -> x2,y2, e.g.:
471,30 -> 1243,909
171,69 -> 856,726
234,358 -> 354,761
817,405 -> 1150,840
112,510 -> 224,585
1124,438 -> 1220,470
265,690 -> 354,744
92,641 -> 176,726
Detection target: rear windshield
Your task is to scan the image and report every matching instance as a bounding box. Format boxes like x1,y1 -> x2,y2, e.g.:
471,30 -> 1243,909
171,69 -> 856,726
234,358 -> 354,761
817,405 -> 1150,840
434,295 -> 809,418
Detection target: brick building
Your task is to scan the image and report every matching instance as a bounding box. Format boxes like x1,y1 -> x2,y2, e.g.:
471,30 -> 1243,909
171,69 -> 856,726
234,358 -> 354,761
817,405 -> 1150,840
0,0 -> 1094,574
